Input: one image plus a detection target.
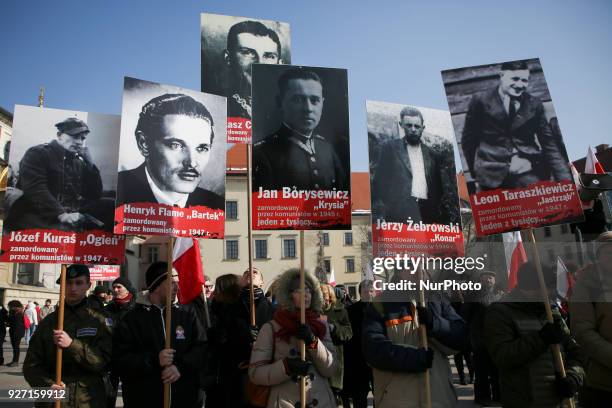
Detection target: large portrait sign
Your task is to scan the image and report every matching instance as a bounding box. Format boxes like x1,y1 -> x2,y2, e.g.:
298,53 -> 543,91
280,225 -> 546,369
114,77 -> 227,238
252,65 -> 351,230
442,58 -> 584,235
1,105 -> 125,264
368,101 -> 463,257
201,13 -> 291,144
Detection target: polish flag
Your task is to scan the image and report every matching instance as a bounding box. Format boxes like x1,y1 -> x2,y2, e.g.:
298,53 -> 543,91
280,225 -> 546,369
585,146 -> 606,174
556,257 -> 575,300
329,268 -> 337,287
173,238 -> 204,304
503,231 -> 528,290
571,162 -> 594,209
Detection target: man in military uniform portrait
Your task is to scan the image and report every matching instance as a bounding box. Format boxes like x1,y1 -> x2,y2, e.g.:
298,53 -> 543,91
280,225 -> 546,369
253,68 -> 347,191
116,93 -> 224,210
461,60 -> 571,191
224,20 -> 284,119
23,264 -> 113,408
3,117 -> 114,232
371,106 -> 460,225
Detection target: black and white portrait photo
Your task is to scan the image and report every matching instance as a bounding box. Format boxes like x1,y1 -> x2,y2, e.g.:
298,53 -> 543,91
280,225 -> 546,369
368,101 -> 460,225
252,65 -> 350,192
201,13 -> 290,122
3,105 -> 120,233
442,58 -> 572,194
115,77 -> 226,213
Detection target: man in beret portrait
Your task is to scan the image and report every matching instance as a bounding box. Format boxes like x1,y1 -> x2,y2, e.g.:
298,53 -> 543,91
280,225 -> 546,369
462,60 -> 571,191
253,68 -> 347,191
3,117 -> 114,232
24,264 -> 113,408
116,93 -> 224,210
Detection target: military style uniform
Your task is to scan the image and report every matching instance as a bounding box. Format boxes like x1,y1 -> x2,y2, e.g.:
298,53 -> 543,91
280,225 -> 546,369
4,139 -> 110,231
23,298 -> 112,408
253,125 -> 348,191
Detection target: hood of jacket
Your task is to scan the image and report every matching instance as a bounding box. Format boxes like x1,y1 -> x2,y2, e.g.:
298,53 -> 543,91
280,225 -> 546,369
275,268 -> 323,313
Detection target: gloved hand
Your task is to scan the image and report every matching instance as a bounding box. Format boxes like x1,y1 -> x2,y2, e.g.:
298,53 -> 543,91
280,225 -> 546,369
283,357 -> 312,377
249,325 -> 259,342
417,306 -> 434,330
296,324 -> 316,346
539,321 -> 564,345
555,374 -> 579,398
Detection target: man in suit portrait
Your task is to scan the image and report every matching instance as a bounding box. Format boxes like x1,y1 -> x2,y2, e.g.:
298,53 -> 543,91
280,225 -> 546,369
253,68 -> 347,191
462,60 -> 571,191
3,117 -> 114,232
116,94 -> 224,210
371,106 -> 459,225
224,20 -> 283,119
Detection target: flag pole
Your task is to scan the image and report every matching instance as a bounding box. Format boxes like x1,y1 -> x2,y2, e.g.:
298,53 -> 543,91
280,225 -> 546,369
417,265 -> 432,408
299,230 -> 306,408
527,229 -> 575,408
54,264 -> 66,408
163,237 -> 174,408
201,285 -> 211,329
246,144 -> 256,326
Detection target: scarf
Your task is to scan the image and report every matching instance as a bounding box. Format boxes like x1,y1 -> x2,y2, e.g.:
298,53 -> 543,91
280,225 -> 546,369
115,292 -> 133,306
240,287 -> 265,302
274,307 -> 326,343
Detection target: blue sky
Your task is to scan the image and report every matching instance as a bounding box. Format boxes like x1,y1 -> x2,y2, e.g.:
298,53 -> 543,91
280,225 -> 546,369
2,0 -> 611,171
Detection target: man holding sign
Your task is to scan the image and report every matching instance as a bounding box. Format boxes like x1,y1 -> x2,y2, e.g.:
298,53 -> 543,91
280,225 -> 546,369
23,265 -> 113,408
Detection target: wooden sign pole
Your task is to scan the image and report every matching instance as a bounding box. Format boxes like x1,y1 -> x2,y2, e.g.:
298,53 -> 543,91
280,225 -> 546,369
417,266 -> 432,408
54,264 -> 67,408
163,238 -> 174,408
299,230 -> 306,408
527,229 -> 575,408
247,144 -> 256,326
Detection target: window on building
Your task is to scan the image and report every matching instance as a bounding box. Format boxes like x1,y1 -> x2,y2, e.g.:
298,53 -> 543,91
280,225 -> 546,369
15,264 -> 37,286
346,284 -> 358,300
561,224 -> 569,234
324,259 -> 331,273
346,258 -> 355,273
225,239 -> 239,260
282,238 -> 296,259
226,200 -> 238,220
544,227 -> 551,237
255,239 -> 268,259
322,232 -> 330,246
344,232 -> 353,246
148,246 -> 159,264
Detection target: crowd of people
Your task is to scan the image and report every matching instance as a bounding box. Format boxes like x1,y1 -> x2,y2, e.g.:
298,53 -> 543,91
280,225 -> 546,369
0,231 -> 610,407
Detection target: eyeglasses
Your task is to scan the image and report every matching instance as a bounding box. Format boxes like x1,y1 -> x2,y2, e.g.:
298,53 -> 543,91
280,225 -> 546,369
205,284 -> 214,289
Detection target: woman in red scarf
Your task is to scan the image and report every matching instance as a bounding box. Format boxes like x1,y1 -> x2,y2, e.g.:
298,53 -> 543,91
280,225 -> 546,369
249,268 -> 339,408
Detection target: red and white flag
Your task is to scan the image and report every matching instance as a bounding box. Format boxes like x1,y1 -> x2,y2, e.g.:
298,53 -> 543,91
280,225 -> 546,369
329,268 -> 337,287
556,257 -> 575,300
173,237 -> 204,304
503,231 -> 528,290
585,146 -> 606,174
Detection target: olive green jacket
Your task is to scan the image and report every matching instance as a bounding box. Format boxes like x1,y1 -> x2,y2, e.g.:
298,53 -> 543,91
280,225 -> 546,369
570,263 -> 612,392
484,291 -> 584,408
322,300 -> 353,390
23,298 -> 112,408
